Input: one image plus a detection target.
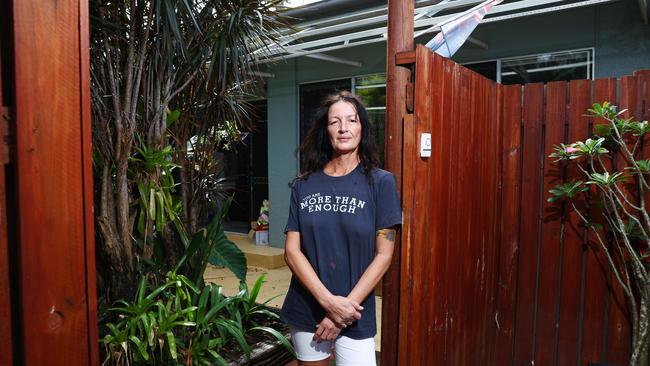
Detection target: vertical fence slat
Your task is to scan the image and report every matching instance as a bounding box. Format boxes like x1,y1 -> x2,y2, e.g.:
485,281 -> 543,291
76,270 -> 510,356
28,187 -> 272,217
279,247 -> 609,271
80,0 -> 100,361
397,99 -> 416,366
602,76 -> 637,365
556,79 -> 592,366
13,0 -> 98,364
514,83 -> 545,365
478,72 -> 500,364
411,46 -> 432,365
493,84 -> 523,366
446,60 -> 467,364
398,46 -> 428,366
464,69 -> 484,365
457,67 -> 476,365
534,81 -> 567,366
432,56 -> 458,365
424,52 -> 447,365
581,77 -> 618,365
483,79 -> 502,365
0,45 -> 13,366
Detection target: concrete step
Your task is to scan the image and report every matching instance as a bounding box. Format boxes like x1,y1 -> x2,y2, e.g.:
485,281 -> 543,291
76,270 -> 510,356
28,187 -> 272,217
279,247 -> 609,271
226,232 -> 286,269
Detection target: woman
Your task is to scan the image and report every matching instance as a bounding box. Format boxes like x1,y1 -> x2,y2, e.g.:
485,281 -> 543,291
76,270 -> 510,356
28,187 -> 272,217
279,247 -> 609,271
281,91 -> 401,365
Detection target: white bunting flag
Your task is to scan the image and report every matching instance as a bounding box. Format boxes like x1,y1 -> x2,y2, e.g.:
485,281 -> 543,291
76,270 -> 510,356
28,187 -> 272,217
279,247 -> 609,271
426,0 -> 503,58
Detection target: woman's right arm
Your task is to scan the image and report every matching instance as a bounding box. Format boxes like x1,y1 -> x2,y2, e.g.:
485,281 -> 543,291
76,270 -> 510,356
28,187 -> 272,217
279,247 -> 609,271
284,231 -> 363,325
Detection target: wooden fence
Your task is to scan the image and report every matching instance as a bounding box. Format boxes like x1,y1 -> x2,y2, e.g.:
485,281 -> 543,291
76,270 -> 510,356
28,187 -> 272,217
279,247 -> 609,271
396,45 -> 650,365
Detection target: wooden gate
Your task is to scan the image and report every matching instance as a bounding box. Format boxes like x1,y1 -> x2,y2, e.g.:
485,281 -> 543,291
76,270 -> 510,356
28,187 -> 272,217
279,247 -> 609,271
394,44 -> 650,365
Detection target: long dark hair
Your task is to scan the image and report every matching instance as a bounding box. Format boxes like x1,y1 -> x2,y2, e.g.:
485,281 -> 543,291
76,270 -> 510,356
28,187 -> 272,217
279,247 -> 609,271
298,90 -> 380,179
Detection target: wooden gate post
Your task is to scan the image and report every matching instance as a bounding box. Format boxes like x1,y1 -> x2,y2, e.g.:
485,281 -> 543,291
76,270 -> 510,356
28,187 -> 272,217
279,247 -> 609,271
11,0 -> 99,364
382,1 -> 413,365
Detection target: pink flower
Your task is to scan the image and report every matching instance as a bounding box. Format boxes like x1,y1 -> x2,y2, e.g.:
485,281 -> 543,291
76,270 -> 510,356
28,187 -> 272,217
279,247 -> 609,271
566,146 -> 579,154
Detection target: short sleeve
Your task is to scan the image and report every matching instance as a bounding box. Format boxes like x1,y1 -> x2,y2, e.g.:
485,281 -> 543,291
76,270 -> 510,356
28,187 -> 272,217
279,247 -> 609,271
375,172 -> 402,230
284,180 -> 301,233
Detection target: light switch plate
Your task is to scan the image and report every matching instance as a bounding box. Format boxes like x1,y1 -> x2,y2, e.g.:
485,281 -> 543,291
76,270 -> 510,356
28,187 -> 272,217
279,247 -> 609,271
420,133 -> 431,157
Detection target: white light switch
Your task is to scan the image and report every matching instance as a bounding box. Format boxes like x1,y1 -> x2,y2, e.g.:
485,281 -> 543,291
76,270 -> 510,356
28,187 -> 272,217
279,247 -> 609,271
420,133 -> 432,157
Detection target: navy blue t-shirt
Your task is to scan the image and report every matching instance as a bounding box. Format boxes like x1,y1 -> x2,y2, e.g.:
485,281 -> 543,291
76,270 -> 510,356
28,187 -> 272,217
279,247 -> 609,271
281,165 -> 402,339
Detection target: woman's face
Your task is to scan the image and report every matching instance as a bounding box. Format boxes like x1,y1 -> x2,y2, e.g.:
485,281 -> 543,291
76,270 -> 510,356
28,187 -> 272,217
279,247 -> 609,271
327,100 -> 362,156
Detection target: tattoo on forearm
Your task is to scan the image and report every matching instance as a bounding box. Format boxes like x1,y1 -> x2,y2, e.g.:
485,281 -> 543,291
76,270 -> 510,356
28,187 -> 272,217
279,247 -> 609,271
376,228 -> 396,241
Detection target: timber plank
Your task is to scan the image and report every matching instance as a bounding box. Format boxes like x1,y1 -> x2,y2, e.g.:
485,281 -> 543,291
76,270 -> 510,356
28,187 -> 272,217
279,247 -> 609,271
13,0 -> 98,365
430,55 -> 457,365
0,166 -> 11,366
479,71 -> 500,366
421,50 -> 445,365
601,76 -> 637,366
0,44 -> 13,366
534,81 -> 567,366
79,0 -> 100,362
487,78 -> 502,365
397,51 -> 418,366
472,69 -> 485,365
580,78 -> 617,365
454,67 -> 476,365
513,83 -> 545,364
395,51 -> 416,66
397,110 -> 415,365
493,84 -> 523,366
410,45 -> 432,365
445,60 -> 466,365
557,79 -> 592,366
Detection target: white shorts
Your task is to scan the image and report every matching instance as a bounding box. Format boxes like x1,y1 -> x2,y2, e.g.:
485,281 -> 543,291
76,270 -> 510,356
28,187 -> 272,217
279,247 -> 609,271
290,327 -> 376,366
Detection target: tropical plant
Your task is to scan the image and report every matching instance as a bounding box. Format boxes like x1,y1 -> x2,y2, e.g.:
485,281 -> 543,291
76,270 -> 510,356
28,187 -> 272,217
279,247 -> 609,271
89,0 -> 290,301
234,274 -> 285,325
101,272 -> 292,366
175,196 -> 247,286
548,102 -> 650,366
130,136 -> 186,266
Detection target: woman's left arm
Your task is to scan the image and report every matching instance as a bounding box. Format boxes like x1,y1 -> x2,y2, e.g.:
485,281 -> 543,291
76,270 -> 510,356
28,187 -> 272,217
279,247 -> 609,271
346,227 -> 397,305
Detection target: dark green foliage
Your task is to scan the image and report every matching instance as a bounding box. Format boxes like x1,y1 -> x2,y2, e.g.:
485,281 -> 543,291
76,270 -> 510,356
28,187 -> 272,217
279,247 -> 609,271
102,273 -> 293,365
175,196 -> 247,285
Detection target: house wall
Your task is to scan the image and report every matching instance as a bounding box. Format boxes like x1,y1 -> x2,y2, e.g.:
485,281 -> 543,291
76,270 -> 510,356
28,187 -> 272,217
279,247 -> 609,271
266,0 -> 650,247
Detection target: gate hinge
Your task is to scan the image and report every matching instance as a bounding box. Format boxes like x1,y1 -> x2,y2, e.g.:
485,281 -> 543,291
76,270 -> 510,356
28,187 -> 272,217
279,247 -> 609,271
1,106 -> 13,165
405,81 -> 414,114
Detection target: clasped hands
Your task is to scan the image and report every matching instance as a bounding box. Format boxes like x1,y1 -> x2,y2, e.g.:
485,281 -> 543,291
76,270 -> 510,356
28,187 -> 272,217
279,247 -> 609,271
314,295 -> 363,342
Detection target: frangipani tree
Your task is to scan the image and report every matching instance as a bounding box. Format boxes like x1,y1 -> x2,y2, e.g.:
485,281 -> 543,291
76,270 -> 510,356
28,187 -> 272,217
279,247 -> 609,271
549,102 -> 650,365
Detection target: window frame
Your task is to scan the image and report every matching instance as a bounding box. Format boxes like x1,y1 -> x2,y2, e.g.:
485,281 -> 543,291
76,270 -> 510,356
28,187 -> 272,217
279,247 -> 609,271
461,47 -> 596,83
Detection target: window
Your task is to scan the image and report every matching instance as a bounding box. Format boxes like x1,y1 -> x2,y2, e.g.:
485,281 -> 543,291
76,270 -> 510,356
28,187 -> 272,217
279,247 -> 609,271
463,60 -> 497,80
464,48 -> 594,85
354,74 -> 386,166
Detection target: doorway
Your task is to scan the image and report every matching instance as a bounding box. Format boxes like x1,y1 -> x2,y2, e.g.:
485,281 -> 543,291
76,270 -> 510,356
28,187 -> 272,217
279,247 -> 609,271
222,100 -> 269,234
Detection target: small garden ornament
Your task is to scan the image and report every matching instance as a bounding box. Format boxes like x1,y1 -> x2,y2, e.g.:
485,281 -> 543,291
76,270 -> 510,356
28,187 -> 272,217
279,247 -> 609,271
255,199 -> 270,246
